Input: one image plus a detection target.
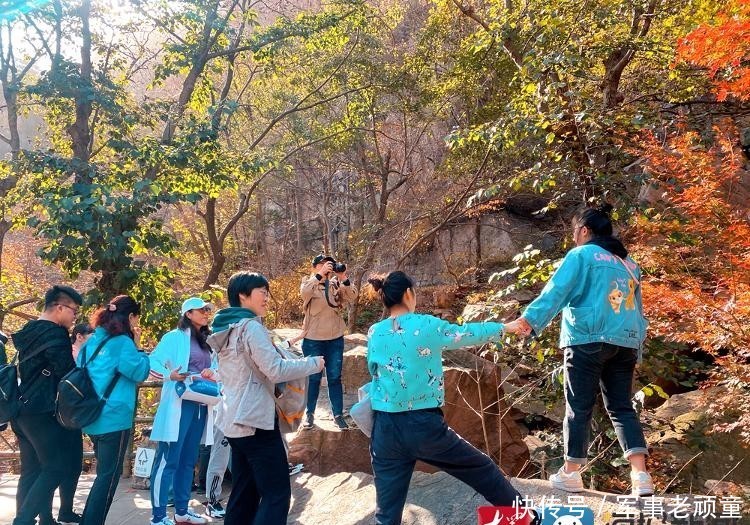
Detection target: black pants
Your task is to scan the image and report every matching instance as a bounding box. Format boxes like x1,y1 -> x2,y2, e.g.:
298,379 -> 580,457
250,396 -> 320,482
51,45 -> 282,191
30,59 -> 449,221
371,408 -> 521,525
225,422 -> 290,525
60,429 -> 83,517
80,429 -> 131,525
11,413 -> 70,525
40,427 -> 83,524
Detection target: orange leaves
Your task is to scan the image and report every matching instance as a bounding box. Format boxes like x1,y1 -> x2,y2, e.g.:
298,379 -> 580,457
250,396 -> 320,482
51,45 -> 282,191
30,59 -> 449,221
676,0 -> 750,101
628,121 -> 750,356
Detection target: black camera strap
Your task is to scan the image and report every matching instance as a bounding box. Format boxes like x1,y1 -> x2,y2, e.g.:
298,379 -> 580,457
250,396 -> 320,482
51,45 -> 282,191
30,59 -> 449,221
323,280 -> 340,309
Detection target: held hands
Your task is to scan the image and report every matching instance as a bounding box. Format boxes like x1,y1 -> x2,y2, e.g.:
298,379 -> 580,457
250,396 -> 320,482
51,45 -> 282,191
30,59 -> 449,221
504,317 -> 533,338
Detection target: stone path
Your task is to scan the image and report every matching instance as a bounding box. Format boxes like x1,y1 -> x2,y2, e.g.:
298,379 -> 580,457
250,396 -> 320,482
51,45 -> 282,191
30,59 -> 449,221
0,471 -> 677,525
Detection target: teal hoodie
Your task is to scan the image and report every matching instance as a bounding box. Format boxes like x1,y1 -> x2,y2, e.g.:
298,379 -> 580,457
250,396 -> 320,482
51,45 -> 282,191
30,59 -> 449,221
211,307 -> 255,333
366,313 -> 504,412
78,327 -> 151,435
522,243 -> 648,352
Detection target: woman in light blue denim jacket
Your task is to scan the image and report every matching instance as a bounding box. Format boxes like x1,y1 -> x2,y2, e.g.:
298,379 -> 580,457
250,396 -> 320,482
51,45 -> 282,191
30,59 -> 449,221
506,203 -> 653,497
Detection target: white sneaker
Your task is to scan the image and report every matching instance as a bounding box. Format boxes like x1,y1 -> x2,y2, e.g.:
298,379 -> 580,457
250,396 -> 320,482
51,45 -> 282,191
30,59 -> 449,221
549,466 -> 584,492
631,471 -> 655,496
150,518 -> 174,525
174,510 -> 207,524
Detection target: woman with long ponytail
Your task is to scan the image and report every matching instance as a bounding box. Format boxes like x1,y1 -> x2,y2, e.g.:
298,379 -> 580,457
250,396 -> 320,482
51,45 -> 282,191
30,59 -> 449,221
505,203 -> 653,496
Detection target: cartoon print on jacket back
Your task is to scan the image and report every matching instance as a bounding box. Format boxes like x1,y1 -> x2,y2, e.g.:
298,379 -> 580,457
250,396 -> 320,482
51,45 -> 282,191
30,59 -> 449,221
624,279 -> 636,311
608,281 -> 624,313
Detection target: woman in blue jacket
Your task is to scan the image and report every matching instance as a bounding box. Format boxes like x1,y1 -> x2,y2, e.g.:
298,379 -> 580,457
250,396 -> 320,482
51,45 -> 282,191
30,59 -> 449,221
148,297 -> 217,525
78,295 -> 151,525
366,271 -> 521,525
505,203 -> 653,496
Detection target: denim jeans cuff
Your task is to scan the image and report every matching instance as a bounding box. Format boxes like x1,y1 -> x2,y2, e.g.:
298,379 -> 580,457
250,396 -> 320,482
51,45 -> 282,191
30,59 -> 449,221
564,455 -> 588,465
624,447 -> 649,458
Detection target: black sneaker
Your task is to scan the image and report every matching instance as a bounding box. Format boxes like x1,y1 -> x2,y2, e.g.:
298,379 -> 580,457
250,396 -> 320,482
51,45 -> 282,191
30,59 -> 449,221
58,512 -> 82,525
334,415 -> 349,430
302,412 -> 314,430
206,500 -> 226,519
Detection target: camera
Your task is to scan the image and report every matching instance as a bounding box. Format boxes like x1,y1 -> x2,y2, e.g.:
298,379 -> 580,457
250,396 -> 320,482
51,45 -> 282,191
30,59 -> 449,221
333,261 -> 346,273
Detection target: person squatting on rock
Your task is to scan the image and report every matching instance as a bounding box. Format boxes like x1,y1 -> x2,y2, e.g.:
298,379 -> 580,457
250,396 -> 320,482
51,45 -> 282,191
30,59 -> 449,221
366,271 -> 522,525
10,285 -> 84,525
148,297 -> 218,525
298,254 -> 357,430
207,271 -> 324,525
76,295 -> 151,525
505,203 -> 654,497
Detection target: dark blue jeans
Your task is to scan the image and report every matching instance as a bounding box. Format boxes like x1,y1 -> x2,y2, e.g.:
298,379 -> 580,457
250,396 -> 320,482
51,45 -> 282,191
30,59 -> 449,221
563,342 -> 648,463
80,429 -> 131,525
225,420 -> 290,525
302,337 -> 344,416
371,408 -> 521,525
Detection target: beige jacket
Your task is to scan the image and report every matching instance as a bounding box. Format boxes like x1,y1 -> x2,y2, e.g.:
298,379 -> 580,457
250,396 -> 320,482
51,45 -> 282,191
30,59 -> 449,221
207,317 -> 319,438
300,274 -> 357,341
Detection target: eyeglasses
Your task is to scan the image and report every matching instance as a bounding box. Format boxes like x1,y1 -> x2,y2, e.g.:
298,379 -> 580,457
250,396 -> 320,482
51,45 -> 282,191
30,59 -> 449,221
56,303 -> 80,315
191,306 -> 213,314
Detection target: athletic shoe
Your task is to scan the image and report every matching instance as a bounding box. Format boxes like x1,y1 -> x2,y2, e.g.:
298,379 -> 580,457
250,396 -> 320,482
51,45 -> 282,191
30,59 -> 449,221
150,518 -> 174,525
206,501 -> 226,519
58,511 -> 82,525
289,463 -> 304,476
549,466 -> 584,492
174,510 -> 207,524
302,412 -> 314,430
334,415 -> 349,430
631,471 -> 655,497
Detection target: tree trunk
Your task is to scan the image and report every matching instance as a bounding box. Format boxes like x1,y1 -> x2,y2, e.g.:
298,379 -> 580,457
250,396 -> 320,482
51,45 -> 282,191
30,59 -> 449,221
68,0 -> 93,180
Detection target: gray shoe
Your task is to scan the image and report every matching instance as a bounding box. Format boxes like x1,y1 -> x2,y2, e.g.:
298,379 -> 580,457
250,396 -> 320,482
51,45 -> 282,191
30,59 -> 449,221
334,415 -> 350,430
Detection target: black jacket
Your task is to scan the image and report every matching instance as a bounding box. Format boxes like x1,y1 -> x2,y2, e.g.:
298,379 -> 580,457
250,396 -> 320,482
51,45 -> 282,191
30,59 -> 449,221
12,320 -> 75,415
0,331 -> 7,365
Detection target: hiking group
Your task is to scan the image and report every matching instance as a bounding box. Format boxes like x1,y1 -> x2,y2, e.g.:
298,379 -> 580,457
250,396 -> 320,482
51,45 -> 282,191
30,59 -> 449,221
1,203 -> 653,525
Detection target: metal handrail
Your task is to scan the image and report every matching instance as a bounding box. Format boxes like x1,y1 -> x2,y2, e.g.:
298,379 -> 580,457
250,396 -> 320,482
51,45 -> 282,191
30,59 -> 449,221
0,380 -> 162,479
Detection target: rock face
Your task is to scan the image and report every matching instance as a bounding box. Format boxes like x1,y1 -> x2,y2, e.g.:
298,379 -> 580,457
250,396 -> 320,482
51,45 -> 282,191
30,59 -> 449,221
288,426 -> 373,476
648,387 -> 750,486
288,471 -> 663,525
442,350 -> 530,476
295,346 -> 529,477
341,344 -> 369,394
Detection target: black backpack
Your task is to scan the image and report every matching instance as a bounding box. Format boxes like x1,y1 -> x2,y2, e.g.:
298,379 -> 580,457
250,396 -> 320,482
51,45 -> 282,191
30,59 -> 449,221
56,335 -> 118,430
0,339 -> 61,424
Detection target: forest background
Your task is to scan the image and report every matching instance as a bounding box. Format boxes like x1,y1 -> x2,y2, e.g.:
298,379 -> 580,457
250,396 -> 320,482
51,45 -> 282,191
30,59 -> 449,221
0,0 -> 748,495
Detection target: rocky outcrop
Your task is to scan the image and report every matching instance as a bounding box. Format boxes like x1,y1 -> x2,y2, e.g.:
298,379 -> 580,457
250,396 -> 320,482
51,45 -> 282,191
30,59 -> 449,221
442,350 -> 530,476
287,426 -> 373,476
341,344 -> 369,394
648,387 -> 750,487
289,347 -> 529,477
288,471 -> 664,525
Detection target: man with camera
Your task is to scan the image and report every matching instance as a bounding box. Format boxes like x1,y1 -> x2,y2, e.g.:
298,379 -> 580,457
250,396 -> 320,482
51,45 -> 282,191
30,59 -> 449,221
299,254 -> 357,430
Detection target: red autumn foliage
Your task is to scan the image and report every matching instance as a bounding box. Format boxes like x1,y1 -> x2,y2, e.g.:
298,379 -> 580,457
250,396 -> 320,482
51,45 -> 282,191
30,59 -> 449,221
677,0 -> 750,101
629,124 -> 750,444
632,125 -> 750,355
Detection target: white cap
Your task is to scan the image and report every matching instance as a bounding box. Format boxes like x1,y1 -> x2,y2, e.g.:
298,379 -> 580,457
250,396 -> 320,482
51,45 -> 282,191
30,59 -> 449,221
180,297 -> 213,316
